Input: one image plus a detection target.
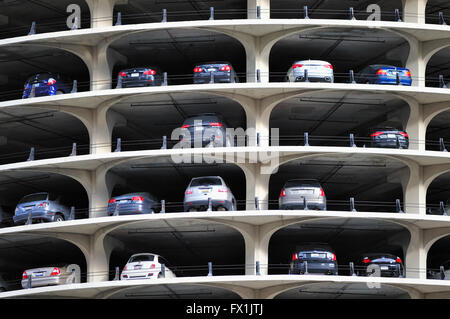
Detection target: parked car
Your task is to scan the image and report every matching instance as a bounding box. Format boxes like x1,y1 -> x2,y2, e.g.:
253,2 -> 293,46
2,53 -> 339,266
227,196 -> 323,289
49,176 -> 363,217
368,127 -> 409,149
0,205 -> 13,228
184,176 -> 237,212
289,244 -> 338,275
279,179 -> 326,210
355,253 -> 404,277
13,192 -> 71,225
356,65 -> 412,86
179,113 -> 233,148
427,260 -> 450,280
193,62 -> 239,84
107,192 -> 159,216
21,264 -> 79,288
285,60 -> 334,83
121,253 -> 176,280
117,66 -> 163,88
22,73 -> 73,99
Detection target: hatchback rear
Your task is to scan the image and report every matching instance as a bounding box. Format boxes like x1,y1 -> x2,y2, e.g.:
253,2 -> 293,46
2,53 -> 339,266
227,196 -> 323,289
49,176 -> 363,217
356,253 -> 404,277
117,67 -> 163,88
107,192 -> 159,216
279,179 -> 326,210
357,65 -> 412,86
184,176 -> 237,212
22,73 -> 72,99
180,113 -> 231,148
290,245 -> 338,275
13,192 -> 70,224
193,62 -> 239,84
286,60 -> 334,83
120,253 -> 176,280
369,127 -> 409,149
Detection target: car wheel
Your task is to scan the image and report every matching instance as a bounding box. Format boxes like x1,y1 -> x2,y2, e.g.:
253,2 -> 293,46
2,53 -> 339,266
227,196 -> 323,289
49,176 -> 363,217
54,214 -> 65,222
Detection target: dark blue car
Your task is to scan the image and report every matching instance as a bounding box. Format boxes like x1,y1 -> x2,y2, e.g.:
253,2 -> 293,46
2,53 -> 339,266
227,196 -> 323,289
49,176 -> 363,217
22,73 -> 73,99
357,65 -> 412,86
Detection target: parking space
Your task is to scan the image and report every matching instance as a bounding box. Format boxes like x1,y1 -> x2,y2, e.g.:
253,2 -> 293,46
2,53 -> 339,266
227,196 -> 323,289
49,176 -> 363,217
270,91 -> 409,147
109,29 -> 246,86
0,233 -> 86,291
268,218 -> 408,275
269,154 -> 406,212
108,219 -> 245,278
0,0 -> 89,40
114,0 -> 247,24
427,235 -> 450,278
108,159 -> 246,212
426,0 -> 450,24
275,282 -> 409,299
426,46 -> 450,88
0,107 -> 90,165
0,45 -> 90,102
425,109 -> 450,151
110,92 -> 246,151
426,171 -> 450,215
271,0 -> 403,20
269,27 -> 409,83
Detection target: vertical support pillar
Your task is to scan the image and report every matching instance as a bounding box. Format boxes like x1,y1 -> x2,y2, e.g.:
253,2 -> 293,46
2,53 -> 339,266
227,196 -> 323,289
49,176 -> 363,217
405,226 -> 427,279
401,0 -> 427,24
247,0 -> 270,19
86,0 -> 128,28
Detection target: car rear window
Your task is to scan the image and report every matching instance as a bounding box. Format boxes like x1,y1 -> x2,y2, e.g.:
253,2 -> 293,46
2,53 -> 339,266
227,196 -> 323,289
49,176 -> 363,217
285,180 -> 321,188
190,177 -> 222,187
19,193 -> 48,204
129,255 -> 155,262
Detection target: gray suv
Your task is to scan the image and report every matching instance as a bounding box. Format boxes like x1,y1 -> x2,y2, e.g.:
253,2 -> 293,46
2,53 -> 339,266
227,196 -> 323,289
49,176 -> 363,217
279,179 -> 326,210
179,113 -> 233,148
13,192 -> 71,225
183,176 -> 237,212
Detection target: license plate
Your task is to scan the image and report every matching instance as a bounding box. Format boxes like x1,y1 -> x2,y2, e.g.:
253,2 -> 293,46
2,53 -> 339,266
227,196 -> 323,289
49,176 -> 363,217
201,189 -> 211,193
311,253 -> 319,257
195,127 -> 203,131
134,265 -> 142,270
292,190 -> 313,195
387,134 -> 396,138
120,200 -> 128,203
131,73 -> 139,77
381,266 -> 389,270
33,272 -> 44,277
208,68 -> 216,72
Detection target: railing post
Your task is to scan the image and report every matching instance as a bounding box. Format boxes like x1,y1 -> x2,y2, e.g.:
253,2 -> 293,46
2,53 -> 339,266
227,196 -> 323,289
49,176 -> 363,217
27,147 -> 35,161
303,197 -> 308,210
349,70 -> 356,84
210,71 -> 215,84
113,267 -> 120,280
255,197 -> 259,210
256,69 -> 261,83
349,262 -> 356,276
69,206 -> 75,220
207,197 -> 212,211
439,75 -> 447,88
27,275 -> 32,289
304,69 -> 309,82
303,6 -> 309,19
160,264 -> 166,278
440,201 -> 447,216
440,266 -> 446,280
439,12 -> 447,25
396,199 -> 404,213
440,138 -> 448,152
256,6 -> 261,19
115,12 -> 122,26
114,138 -> 121,152
25,211 -> 33,225
161,136 -> 167,149
162,9 -> 167,22
116,75 -> 122,89
161,200 -> 166,214
208,262 -> 213,276
256,261 -> 261,275
395,9 -> 402,22
113,203 -> 120,216
304,261 -> 309,274
28,21 -> 36,35
71,80 -> 78,93
349,7 -> 356,20
350,197 -> 356,212
163,72 -> 168,86
209,7 -> 214,20
350,133 -> 356,147
304,132 -> 310,146
70,143 -> 77,156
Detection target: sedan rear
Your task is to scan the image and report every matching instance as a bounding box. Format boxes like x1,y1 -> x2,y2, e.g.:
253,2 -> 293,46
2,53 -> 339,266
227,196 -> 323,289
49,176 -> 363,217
356,254 -> 404,277
358,65 -> 412,86
193,62 -> 238,84
369,128 -> 409,149
118,67 -> 163,88
21,266 -> 70,288
107,192 -> 158,216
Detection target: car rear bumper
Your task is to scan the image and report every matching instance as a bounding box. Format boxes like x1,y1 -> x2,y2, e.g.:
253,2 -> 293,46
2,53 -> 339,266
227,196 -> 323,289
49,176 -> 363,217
107,203 -> 154,216
194,73 -> 233,83
21,276 -> 62,288
121,78 -> 160,87
184,199 -> 233,211
121,271 -> 158,280
13,210 -> 55,224
375,78 -> 412,86
371,140 -> 409,149
360,264 -> 402,277
279,202 -> 326,210
292,261 -> 338,275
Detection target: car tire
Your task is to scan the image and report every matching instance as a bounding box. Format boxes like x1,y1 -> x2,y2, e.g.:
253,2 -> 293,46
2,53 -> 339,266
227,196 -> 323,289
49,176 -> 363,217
54,214 -> 65,222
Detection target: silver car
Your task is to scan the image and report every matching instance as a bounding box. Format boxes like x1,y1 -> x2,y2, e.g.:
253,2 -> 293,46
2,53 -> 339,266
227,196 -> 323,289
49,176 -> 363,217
107,192 -> 159,216
21,264 -> 80,289
286,60 -> 334,83
183,176 -> 237,212
279,179 -> 327,210
13,192 -> 71,225
121,253 -> 176,280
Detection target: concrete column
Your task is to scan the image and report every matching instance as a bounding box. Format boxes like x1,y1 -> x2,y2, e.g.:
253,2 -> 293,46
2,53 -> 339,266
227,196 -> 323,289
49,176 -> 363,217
245,38 -> 270,83
405,225 -> 427,279
85,0 -> 128,28
403,98 -> 425,151
248,0 -> 270,19
402,0 -> 428,24
239,163 -> 271,210
405,38 -> 426,87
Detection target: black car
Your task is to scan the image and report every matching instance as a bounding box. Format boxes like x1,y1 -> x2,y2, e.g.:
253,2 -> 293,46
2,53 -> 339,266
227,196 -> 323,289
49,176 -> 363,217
179,113 -> 232,148
356,253 -> 404,277
193,62 -> 239,84
368,127 -> 409,149
118,67 -> 163,88
289,244 -> 338,275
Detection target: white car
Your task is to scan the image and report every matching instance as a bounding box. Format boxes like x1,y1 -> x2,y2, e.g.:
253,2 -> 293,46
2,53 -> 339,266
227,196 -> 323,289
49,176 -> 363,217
286,60 -> 334,83
120,253 -> 176,280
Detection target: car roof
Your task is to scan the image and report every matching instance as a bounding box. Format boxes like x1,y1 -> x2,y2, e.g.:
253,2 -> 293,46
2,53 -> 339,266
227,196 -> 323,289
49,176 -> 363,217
195,61 -> 232,66
129,253 -> 159,258
191,176 -> 222,180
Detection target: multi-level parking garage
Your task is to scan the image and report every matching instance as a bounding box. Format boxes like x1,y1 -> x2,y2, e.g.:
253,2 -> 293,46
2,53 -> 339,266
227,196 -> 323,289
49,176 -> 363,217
2,0 -> 450,300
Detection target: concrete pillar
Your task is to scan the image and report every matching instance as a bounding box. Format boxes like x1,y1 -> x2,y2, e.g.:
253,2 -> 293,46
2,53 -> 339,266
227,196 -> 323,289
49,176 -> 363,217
239,163 -> 271,211
85,0 -> 128,28
404,225 -> 427,279
402,0 -> 428,24
248,0 -> 270,19
405,38 -> 426,87
403,98 -> 425,151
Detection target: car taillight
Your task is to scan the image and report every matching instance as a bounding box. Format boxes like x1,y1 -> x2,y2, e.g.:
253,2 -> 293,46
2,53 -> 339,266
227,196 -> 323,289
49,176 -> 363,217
123,265 -> 127,271
151,264 -> 155,269
376,69 -> 388,75
185,190 -> 193,195
22,271 -> 28,280
50,268 -> 61,276
209,122 -> 223,127
280,189 -> 286,197
323,64 -> 333,69
363,257 -> 371,264
47,78 -> 56,86
131,196 -> 144,202
370,131 -> 384,137
118,72 -> 127,77
292,253 -> 298,261
194,67 -> 203,73
399,132 -> 409,138
181,124 -> 190,128
143,69 -> 156,75
220,65 -> 231,71
396,257 -> 402,263
405,70 -> 411,77
292,64 -> 303,69
108,198 -> 116,204
39,202 -> 48,207
331,253 -> 336,261
319,188 -> 325,197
